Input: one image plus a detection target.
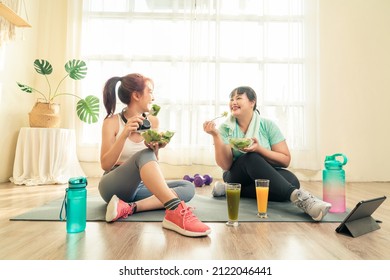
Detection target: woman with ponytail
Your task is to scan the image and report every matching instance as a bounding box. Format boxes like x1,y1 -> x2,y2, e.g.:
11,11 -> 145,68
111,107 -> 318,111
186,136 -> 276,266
98,73 -> 210,237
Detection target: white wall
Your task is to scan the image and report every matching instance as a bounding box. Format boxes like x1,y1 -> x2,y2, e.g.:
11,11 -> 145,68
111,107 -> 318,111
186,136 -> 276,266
318,0 -> 390,181
0,0 -> 67,183
1,0 -> 390,183
0,0 -> 39,183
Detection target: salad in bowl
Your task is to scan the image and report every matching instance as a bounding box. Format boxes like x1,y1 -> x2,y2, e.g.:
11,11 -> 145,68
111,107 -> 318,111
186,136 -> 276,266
141,129 -> 175,146
229,138 -> 253,152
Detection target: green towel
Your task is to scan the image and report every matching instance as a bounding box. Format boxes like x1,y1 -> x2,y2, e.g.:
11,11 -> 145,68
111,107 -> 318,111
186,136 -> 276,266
221,110 -> 261,141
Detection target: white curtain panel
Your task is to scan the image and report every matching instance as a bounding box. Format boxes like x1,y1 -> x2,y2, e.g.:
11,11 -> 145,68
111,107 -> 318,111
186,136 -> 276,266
69,0 -> 320,170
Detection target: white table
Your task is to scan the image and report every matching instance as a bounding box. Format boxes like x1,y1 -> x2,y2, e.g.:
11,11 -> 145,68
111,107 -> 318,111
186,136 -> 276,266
10,127 -> 86,186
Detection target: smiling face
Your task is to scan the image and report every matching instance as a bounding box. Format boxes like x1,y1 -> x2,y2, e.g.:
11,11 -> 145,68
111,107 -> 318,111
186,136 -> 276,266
143,80 -> 155,110
229,90 -> 256,118
136,79 -> 154,113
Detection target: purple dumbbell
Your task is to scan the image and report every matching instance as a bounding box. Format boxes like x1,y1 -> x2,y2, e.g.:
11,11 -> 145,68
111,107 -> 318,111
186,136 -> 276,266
193,174 -> 213,187
185,174 -> 213,187
183,175 -> 194,182
203,174 -> 213,185
193,175 -> 205,187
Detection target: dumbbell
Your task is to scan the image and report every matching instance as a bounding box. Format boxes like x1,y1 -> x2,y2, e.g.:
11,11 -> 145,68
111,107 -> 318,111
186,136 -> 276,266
203,174 -> 213,185
183,175 -> 194,182
193,174 -> 211,183
183,174 -> 213,187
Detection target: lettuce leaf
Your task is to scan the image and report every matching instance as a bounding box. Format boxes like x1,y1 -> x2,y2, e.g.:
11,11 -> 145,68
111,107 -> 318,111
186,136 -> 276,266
229,138 -> 252,150
142,130 -> 175,145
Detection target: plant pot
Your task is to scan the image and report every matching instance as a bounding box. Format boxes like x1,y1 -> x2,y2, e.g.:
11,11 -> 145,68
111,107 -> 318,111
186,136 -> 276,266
29,102 -> 61,128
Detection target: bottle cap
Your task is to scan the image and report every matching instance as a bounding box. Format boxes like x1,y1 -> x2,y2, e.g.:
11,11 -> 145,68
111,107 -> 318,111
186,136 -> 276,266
324,153 -> 348,169
68,176 -> 87,188
325,160 -> 343,169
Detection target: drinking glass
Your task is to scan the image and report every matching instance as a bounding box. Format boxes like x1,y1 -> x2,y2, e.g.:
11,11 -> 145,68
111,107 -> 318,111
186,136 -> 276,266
255,179 -> 269,218
225,183 -> 241,227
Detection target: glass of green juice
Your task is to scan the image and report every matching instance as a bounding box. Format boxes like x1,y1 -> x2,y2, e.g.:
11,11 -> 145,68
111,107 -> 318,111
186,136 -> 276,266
225,183 -> 241,227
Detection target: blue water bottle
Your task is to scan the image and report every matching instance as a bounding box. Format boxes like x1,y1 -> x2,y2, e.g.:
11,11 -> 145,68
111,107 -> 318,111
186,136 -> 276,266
322,153 -> 348,213
60,177 -> 87,233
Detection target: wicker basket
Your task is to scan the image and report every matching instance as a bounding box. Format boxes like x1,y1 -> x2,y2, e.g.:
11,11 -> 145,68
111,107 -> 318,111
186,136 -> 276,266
29,102 -> 61,128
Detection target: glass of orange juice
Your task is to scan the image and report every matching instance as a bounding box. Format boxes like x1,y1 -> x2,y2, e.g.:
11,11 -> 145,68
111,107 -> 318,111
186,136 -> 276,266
255,179 -> 269,218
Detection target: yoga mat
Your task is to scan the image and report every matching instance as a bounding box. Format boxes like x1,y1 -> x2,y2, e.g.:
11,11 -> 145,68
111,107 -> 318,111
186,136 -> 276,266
10,194 -> 349,223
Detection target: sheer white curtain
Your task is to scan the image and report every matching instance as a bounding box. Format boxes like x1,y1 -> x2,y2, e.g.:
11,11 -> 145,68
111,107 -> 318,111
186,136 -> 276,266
69,0 -> 320,170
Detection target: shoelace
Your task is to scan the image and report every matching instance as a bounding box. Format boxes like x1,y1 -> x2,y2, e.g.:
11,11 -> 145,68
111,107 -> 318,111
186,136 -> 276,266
179,206 -> 199,227
297,193 -> 317,212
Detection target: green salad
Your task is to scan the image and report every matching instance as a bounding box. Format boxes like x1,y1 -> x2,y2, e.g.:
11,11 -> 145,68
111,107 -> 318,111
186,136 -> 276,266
142,129 -> 175,145
229,138 -> 252,150
150,104 -> 161,116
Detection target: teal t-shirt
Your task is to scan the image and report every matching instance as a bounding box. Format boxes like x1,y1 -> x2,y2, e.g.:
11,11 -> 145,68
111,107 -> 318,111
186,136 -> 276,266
219,116 -> 285,161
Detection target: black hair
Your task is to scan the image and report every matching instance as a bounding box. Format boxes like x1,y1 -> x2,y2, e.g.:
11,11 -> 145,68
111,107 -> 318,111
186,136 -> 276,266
102,73 -> 153,119
229,86 -> 259,113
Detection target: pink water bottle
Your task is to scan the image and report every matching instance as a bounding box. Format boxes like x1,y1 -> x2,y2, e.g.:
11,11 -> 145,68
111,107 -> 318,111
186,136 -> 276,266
322,153 -> 348,213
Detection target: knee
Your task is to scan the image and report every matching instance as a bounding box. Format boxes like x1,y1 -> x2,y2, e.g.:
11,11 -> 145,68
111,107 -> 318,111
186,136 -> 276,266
277,168 -> 300,188
291,176 -> 300,188
176,180 -> 195,202
183,180 -> 195,200
137,148 -> 157,167
139,148 -> 156,159
98,180 -> 111,203
285,171 -> 300,188
285,170 -> 300,188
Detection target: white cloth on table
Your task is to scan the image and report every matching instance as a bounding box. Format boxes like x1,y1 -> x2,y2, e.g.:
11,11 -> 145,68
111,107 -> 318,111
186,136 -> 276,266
10,127 -> 86,186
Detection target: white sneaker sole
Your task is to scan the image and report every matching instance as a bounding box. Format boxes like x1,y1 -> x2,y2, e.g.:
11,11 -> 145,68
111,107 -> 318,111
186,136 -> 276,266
212,182 -> 226,197
106,195 -> 119,222
162,219 -> 211,237
312,203 -> 332,221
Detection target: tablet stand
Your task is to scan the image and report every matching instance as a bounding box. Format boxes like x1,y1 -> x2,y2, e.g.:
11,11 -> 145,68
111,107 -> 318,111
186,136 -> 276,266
338,216 -> 381,237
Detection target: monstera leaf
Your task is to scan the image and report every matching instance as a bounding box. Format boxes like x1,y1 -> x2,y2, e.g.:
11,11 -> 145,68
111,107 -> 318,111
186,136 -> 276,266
17,58 -> 100,124
76,95 -> 100,124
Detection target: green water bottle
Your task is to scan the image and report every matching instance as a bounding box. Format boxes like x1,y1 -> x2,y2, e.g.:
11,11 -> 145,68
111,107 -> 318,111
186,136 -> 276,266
60,177 -> 87,233
322,153 -> 348,213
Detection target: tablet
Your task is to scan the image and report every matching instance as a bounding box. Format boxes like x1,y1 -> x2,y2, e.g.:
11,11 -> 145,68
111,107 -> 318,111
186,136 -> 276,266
335,196 -> 386,237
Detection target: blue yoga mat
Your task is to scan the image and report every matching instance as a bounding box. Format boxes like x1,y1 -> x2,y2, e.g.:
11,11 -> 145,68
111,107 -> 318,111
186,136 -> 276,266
10,194 -> 349,223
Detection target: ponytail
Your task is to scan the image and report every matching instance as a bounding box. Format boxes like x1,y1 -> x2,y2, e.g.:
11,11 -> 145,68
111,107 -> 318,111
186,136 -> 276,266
103,77 -> 121,119
102,73 -> 152,119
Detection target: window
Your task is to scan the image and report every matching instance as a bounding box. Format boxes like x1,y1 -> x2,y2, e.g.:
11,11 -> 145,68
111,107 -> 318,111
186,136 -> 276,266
77,0 -> 319,169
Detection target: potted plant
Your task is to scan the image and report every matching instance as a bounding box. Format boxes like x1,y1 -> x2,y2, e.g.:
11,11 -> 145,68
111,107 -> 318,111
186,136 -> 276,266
17,59 -> 99,127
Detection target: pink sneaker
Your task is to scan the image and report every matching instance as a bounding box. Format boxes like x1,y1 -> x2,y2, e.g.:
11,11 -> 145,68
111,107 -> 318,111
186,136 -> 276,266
162,201 -> 211,237
105,195 -> 136,222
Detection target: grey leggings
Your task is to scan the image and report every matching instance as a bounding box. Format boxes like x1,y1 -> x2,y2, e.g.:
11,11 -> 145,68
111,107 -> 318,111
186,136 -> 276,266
98,148 -> 195,203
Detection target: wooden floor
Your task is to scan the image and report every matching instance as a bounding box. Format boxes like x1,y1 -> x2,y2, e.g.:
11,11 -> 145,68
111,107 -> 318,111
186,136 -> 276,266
0,178 -> 389,260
